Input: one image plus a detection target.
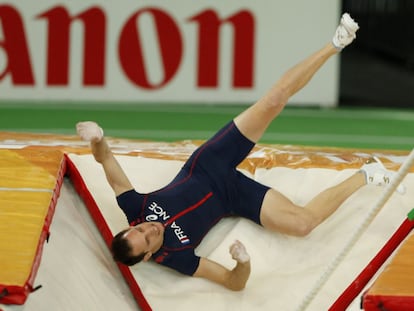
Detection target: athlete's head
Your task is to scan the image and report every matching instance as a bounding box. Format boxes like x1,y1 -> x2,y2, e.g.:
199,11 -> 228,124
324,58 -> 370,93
111,222 -> 164,266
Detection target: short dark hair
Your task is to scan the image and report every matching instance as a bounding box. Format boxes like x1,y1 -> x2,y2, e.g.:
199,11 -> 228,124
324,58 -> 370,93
111,229 -> 147,266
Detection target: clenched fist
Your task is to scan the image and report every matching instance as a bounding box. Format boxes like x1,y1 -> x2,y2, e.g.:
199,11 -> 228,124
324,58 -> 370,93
229,240 -> 250,264
76,121 -> 104,143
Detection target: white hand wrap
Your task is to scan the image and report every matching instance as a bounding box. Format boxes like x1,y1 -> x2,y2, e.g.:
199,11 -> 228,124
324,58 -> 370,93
76,121 -> 104,142
229,240 -> 250,264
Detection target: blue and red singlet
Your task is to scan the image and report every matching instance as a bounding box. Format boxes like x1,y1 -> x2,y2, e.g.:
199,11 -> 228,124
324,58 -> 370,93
116,121 -> 270,276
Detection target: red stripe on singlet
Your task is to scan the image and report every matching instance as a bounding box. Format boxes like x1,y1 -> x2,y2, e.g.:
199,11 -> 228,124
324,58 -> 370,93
163,192 -> 213,227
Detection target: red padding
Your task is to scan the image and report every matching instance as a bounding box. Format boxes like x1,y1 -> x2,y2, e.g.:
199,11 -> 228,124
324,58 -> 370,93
329,217 -> 414,310
363,295 -> 414,311
64,154 -> 152,311
0,155 -> 66,305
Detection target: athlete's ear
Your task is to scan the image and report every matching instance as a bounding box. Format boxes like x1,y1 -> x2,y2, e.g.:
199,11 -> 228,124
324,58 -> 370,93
143,252 -> 153,262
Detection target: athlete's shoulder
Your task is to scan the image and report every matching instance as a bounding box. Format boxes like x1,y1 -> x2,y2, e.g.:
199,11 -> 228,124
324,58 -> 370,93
154,248 -> 200,276
116,189 -> 144,223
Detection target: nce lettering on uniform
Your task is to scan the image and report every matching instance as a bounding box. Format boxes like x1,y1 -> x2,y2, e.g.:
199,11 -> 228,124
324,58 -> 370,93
148,202 -> 170,221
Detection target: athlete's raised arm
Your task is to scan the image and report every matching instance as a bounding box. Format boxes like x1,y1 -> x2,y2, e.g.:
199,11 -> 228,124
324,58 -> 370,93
76,121 -> 134,196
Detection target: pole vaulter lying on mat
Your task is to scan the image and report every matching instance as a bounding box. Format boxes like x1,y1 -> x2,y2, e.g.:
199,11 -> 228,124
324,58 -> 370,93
71,12 -> 413,311
76,12 -> 368,292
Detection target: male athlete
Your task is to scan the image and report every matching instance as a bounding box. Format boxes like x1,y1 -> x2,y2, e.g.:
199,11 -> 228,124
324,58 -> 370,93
76,13 -> 402,290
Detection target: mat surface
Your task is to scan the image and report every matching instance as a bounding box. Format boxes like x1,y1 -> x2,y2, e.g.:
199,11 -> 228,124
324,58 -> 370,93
66,142 -> 414,311
1,132 -> 413,311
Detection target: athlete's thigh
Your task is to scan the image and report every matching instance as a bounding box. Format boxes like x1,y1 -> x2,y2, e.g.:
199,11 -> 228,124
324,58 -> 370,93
184,121 -> 255,172
259,188 -> 311,236
232,171 -> 269,224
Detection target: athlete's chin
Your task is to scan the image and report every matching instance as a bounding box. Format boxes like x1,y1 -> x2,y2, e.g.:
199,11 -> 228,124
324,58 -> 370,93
155,222 -> 164,235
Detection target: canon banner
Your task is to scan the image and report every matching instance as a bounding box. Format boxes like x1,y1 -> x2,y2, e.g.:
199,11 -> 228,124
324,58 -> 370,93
0,1 -> 340,106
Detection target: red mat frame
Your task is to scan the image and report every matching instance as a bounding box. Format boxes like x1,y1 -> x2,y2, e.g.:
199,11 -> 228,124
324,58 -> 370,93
64,154 -> 152,311
330,217 -> 414,310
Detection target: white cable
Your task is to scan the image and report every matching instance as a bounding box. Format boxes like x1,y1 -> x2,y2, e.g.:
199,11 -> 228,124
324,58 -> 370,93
296,148 -> 414,311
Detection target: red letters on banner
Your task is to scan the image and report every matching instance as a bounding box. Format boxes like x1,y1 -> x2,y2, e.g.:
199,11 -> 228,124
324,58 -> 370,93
0,4 -> 255,89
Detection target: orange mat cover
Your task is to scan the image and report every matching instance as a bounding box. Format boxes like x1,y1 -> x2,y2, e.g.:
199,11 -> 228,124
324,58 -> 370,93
0,147 -> 65,304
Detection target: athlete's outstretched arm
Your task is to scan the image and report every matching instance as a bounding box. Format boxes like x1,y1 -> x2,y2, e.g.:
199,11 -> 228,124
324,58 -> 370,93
193,240 -> 251,291
76,121 -> 134,196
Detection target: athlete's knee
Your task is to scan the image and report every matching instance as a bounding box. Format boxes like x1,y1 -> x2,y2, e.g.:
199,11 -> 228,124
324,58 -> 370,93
261,209 -> 316,237
282,209 -> 317,237
292,215 -> 315,237
262,86 -> 289,112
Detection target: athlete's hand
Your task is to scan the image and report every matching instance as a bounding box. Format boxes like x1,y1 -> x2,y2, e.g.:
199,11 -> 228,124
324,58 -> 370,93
229,240 -> 250,264
76,121 -> 104,143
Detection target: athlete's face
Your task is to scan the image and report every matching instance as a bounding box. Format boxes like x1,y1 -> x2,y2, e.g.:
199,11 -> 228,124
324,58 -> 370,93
123,222 -> 165,260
